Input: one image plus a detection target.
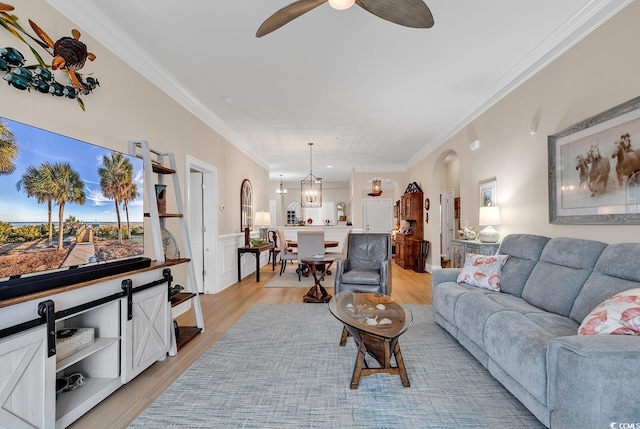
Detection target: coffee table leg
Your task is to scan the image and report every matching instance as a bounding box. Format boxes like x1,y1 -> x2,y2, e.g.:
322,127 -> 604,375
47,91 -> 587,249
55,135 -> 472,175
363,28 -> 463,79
339,326 -> 349,346
350,341 -> 367,389
393,341 -> 411,387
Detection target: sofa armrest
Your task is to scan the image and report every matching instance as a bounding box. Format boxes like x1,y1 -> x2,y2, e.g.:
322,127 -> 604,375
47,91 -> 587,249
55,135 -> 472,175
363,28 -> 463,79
380,259 -> 391,295
432,268 -> 460,287
547,335 -> 640,428
333,258 -> 349,294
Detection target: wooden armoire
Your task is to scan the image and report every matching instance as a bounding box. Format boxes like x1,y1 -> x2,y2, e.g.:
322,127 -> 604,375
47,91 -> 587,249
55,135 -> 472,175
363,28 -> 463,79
394,183 -> 423,269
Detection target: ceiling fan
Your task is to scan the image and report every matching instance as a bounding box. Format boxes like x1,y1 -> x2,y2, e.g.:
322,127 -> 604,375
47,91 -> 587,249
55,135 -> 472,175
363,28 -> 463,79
256,0 -> 434,38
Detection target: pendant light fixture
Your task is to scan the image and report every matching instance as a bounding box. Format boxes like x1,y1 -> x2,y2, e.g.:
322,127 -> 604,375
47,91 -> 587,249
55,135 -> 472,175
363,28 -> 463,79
301,142 -> 322,208
368,178 -> 382,197
276,175 -> 287,194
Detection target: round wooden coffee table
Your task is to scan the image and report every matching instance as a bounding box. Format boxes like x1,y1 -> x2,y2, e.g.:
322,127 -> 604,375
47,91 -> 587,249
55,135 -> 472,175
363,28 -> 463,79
328,290 -> 413,389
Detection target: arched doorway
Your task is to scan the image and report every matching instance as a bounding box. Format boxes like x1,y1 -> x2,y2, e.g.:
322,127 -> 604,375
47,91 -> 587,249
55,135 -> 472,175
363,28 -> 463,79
434,150 -> 460,266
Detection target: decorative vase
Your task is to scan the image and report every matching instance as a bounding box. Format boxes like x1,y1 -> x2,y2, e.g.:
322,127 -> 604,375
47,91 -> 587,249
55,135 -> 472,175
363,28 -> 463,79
155,184 -> 167,213
244,227 -> 250,246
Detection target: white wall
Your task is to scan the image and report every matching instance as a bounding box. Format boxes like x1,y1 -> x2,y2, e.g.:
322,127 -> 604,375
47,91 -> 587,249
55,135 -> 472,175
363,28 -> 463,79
0,0 -> 268,240
409,1 -> 640,266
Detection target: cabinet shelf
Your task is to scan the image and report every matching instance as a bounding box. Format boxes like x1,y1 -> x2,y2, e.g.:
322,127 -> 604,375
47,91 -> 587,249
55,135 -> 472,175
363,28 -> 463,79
56,376 -> 121,428
151,163 -> 175,175
171,292 -> 196,307
56,337 -> 119,372
176,326 -> 202,351
143,212 -> 184,218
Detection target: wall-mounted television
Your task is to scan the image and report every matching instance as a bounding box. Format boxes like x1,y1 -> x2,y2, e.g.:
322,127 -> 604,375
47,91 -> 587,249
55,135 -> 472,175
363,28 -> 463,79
0,116 -> 150,300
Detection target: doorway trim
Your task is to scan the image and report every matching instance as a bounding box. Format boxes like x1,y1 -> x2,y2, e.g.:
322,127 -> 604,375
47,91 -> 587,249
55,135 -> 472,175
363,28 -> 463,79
186,155 -> 219,294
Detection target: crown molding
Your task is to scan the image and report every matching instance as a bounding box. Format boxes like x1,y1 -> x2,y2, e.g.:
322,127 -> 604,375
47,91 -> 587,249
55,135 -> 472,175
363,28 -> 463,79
406,0 -> 632,169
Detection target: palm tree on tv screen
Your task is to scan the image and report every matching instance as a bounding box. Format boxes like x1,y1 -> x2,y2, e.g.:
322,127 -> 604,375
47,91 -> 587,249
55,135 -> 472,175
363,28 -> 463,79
49,162 -> 86,250
99,151 -> 133,244
0,120 -> 18,175
121,180 -> 138,241
16,162 -> 56,246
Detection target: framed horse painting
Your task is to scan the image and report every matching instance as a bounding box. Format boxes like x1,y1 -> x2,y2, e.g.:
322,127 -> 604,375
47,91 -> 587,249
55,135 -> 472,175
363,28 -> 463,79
548,95 -> 640,224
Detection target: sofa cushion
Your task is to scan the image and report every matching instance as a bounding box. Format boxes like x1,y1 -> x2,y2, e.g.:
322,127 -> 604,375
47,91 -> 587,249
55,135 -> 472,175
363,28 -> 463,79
578,288 -> 640,335
455,292 -> 510,351
341,268 -> 380,285
432,281 -> 487,327
571,243 -> 640,322
456,254 -> 509,291
497,234 -> 550,297
484,311 -> 579,405
521,237 -> 607,317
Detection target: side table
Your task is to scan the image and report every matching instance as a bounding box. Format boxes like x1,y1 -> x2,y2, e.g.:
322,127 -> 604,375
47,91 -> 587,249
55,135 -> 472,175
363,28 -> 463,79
451,239 -> 500,268
301,255 -> 340,303
237,242 -> 275,282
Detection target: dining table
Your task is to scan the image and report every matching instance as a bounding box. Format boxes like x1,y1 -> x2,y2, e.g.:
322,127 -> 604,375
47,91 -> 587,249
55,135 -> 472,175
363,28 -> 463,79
271,240 -> 340,271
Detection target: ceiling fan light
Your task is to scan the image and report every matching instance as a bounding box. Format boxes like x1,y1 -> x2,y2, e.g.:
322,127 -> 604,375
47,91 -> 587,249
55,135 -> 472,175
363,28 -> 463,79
328,0 -> 356,10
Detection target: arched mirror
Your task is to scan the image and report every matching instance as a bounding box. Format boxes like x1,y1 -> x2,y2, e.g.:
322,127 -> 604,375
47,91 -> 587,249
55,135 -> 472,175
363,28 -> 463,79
240,179 -> 253,231
286,200 -> 301,225
336,202 -> 346,221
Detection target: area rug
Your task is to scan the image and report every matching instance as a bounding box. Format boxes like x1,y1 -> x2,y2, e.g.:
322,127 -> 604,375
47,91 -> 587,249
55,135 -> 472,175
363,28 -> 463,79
262,265 -> 319,288
129,304 -> 544,428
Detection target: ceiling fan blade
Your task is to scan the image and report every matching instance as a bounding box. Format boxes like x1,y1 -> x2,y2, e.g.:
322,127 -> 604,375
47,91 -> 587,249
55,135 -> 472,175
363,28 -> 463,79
356,0 -> 434,28
256,0 -> 328,38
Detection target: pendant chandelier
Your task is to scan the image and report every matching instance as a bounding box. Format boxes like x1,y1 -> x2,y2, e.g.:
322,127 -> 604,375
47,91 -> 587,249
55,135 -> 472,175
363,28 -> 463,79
301,142 -> 322,208
368,178 -> 382,197
276,175 -> 287,194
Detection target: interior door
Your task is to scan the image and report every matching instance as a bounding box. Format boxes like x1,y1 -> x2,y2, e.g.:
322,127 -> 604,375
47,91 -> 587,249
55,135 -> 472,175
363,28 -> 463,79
364,199 -> 393,233
441,189 -> 455,261
189,171 -> 204,293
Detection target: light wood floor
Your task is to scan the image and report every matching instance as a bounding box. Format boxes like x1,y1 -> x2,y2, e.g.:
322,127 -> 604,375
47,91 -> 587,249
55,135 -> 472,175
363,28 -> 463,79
69,264 -> 433,428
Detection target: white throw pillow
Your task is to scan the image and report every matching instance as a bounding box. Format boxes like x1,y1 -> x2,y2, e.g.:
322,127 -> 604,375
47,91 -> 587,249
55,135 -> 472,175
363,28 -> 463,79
456,253 -> 509,291
578,288 -> 640,335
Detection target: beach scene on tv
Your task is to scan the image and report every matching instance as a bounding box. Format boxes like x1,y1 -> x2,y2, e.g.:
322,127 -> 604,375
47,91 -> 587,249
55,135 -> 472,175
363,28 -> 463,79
0,117 -> 144,279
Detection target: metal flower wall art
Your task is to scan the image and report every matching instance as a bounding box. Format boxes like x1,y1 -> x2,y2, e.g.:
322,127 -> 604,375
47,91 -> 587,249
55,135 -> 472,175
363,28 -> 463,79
0,2 -> 99,110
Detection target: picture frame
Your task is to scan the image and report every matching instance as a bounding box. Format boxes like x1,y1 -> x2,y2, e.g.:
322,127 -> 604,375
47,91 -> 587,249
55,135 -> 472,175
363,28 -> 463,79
548,96 -> 640,224
479,178 -> 497,207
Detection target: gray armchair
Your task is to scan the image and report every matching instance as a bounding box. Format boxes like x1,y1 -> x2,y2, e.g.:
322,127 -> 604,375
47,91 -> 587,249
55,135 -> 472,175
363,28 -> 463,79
334,233 -> 392,296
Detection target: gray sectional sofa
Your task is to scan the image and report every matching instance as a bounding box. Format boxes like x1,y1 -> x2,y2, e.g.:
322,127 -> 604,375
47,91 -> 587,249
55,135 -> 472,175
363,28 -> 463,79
432,233 -> 640,428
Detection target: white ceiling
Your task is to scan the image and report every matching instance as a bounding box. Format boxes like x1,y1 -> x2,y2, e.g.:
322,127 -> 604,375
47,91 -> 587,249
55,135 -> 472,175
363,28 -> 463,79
48,0 -> 628,182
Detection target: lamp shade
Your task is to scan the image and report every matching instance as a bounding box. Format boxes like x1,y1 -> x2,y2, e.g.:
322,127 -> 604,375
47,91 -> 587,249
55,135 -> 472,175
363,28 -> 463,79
478,206 -> 500,243
254,211 -> 271,227
479,206 -> 501,226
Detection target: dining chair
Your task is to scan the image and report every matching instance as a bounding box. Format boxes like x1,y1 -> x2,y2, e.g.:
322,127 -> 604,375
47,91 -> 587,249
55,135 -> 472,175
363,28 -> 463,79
276,229 -> 297,276
296,230 -> 325,281
268,230 -> 281,270
326,228 -> 352,258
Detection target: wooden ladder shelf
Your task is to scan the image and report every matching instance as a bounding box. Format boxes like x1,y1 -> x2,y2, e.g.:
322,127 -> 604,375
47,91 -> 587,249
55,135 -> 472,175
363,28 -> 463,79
128,140 -> 204,355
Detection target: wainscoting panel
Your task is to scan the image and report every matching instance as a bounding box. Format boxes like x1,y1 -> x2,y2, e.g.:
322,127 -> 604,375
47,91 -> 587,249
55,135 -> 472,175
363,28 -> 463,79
218,233 -> 271,292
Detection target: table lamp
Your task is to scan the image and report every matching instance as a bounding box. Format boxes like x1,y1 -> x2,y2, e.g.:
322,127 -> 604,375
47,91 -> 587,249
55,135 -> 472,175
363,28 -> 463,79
254,211 -> 271,243
478,206 -> 500,243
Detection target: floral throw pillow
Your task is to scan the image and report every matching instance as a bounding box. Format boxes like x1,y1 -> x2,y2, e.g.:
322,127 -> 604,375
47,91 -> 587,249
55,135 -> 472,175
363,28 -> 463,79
456,254 -> 509,291
578,288 -> 640,335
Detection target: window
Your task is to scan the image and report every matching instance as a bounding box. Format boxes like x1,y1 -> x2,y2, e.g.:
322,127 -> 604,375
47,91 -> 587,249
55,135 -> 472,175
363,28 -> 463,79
241,179 -> 253,231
